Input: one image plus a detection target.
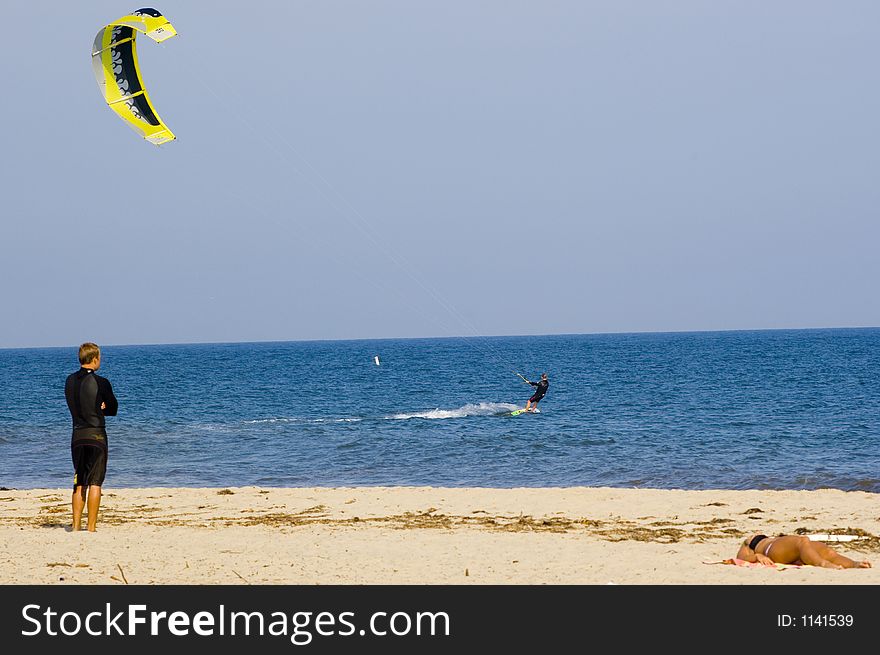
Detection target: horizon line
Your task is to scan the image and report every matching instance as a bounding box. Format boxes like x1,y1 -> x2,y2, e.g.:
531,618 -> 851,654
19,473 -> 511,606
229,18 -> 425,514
2,324 -> 879,351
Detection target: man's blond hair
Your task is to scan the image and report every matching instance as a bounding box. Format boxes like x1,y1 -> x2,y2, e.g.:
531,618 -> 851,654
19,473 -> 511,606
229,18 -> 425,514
78,342 -> 101,365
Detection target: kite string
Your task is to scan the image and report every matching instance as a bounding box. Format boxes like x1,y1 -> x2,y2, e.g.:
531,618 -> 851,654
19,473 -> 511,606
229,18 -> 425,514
174,39 -> 524,375
171,151 -> 475,342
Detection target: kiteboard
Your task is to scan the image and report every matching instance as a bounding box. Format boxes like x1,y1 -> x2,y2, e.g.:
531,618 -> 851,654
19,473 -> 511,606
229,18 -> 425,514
510,408 -> 540,416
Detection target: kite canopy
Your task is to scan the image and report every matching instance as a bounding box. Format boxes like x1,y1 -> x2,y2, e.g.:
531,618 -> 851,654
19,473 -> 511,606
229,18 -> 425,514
91,8 -> 177,145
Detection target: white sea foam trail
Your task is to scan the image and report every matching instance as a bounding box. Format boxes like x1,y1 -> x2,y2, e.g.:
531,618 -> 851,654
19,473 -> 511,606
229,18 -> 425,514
243,417 -> 363,424
242,403 -> 519,424
390,402 -> 519,420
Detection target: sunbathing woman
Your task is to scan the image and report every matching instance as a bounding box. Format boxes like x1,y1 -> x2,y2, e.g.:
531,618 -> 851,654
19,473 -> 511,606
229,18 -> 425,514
738,534 -> 871,569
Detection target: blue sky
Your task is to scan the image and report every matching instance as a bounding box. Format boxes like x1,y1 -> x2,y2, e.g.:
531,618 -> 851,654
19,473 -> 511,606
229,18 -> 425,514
2,1 -> 878,348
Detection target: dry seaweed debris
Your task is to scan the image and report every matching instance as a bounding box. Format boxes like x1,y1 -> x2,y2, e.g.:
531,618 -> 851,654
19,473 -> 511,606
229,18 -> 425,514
792,527 -> 880,553
7,499 -> 879,549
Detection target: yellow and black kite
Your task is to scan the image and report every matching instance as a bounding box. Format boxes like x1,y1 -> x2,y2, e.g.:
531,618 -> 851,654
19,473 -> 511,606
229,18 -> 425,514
91,8 -> 177,145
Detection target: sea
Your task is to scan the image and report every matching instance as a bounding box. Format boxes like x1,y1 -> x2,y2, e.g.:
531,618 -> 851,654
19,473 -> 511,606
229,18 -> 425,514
1,328 -> 878,491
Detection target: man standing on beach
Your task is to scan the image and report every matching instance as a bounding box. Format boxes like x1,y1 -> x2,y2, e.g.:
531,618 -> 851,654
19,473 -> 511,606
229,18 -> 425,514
64,342 -> 118,532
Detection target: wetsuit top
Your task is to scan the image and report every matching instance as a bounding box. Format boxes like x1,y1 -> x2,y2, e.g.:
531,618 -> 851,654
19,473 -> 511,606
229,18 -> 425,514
529,378 -> 549,401
65,368 -> 118,448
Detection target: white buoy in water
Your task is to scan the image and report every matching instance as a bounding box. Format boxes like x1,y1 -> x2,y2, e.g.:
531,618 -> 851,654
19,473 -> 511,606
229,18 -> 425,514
374,355 -> 380,366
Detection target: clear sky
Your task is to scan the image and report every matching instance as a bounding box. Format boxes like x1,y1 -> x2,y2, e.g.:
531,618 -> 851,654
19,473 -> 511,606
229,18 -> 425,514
2,1 -> 878,348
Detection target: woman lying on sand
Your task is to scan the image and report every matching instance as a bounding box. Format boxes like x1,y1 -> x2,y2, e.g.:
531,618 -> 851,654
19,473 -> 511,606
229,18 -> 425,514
738,534 -> 872,569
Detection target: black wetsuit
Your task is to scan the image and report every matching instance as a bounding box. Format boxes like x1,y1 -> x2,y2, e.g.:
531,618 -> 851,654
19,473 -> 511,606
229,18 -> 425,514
65,368 -> 118,488
529,378 -> 549,403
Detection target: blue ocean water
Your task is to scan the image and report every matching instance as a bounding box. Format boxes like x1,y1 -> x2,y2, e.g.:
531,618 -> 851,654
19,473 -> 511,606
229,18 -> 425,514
1,329 -> 878,491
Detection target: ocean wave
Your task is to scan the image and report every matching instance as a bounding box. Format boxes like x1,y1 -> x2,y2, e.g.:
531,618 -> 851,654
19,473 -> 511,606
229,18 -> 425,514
389,402 -> 519,420
243,417 -> 299,425
244,416 -> 362,425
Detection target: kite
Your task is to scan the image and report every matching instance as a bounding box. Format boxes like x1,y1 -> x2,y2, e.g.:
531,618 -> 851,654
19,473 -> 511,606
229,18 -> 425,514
91,8 -> 177,144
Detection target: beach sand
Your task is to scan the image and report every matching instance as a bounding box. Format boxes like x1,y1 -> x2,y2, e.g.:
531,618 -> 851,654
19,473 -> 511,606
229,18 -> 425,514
1,486 -> 877,584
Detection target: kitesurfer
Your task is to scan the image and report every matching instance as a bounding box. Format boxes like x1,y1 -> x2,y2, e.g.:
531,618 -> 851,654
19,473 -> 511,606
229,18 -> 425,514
524,372 -> 549,412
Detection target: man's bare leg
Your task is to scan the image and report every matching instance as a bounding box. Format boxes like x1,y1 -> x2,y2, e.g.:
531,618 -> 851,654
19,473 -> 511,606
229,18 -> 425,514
86,485 -> 102,532
72,486 -> 86,531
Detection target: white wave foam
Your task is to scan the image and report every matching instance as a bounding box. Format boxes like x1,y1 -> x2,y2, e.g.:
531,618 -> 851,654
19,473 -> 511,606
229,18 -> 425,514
243,416 -> 362,425
243,417 -> 298,424
390,402 -> 519,420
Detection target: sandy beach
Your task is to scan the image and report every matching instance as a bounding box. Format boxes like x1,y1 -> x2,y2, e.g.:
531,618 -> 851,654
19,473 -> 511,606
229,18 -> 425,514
1,486 -> 877,585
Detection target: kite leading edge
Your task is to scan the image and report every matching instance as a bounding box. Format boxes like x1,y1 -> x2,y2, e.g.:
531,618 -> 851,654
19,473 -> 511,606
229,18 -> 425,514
91,8 -> 177,145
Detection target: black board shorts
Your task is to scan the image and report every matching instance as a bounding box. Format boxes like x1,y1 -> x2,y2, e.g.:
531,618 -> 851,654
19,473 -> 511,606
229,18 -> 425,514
72,444 -> 107,489
529,392 -> 545,403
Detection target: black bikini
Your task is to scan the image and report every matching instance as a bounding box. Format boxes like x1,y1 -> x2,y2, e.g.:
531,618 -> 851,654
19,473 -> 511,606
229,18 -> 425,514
749,534 -> 768,551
